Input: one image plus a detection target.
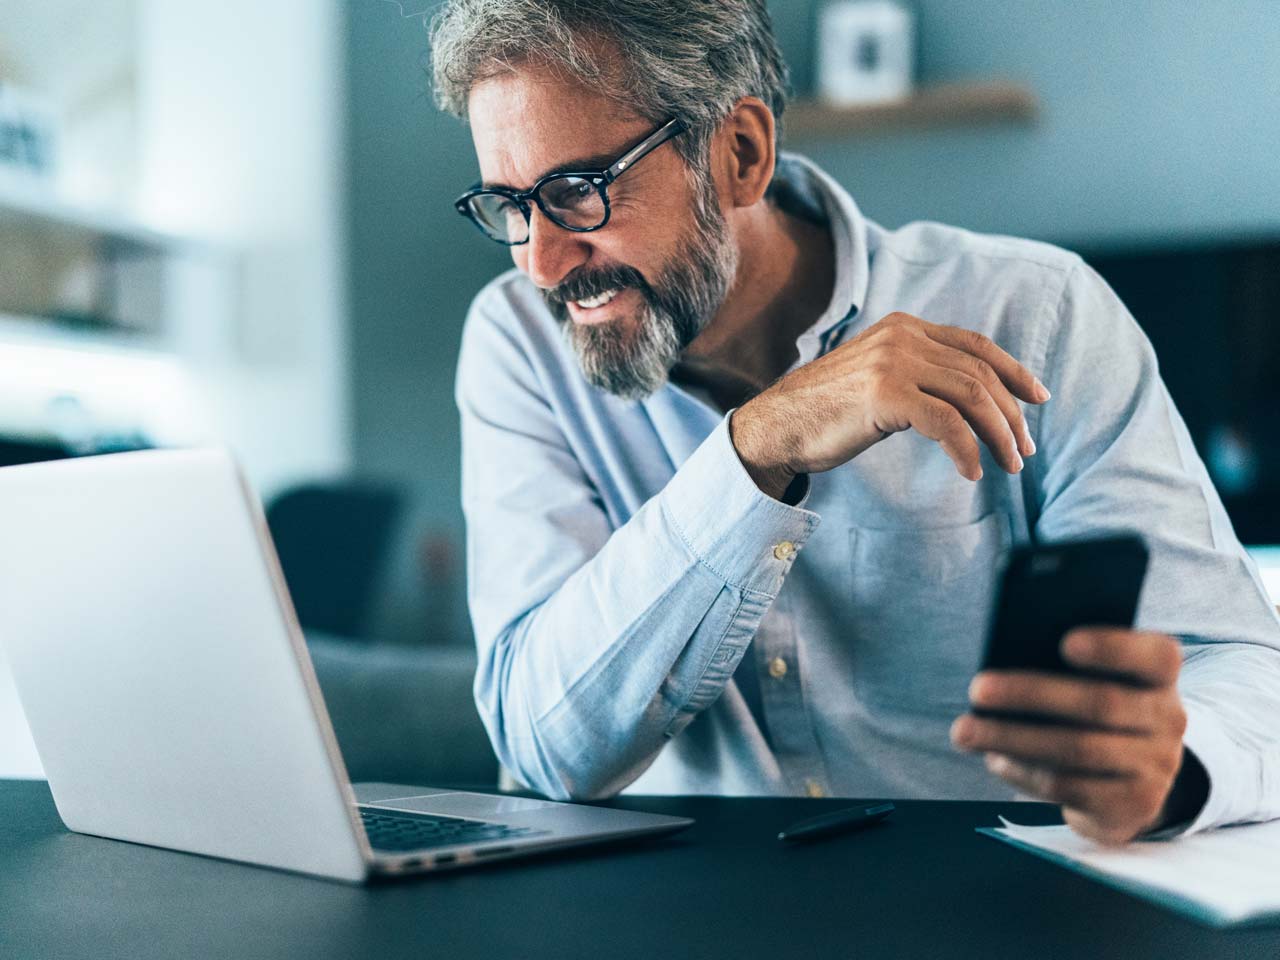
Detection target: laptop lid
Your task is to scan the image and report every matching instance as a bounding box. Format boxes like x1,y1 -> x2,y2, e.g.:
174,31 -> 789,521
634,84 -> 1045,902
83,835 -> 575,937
0,448 -> 371,882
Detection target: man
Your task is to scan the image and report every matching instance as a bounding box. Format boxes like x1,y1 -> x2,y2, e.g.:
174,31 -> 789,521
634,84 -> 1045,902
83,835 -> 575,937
431,0 -> 1280,844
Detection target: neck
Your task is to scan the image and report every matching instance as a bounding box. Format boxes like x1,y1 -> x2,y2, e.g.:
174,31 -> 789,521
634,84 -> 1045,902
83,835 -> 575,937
672,199 -> 835,411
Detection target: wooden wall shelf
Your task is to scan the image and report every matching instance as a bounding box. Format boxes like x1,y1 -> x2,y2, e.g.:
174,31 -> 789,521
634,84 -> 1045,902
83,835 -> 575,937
785,81 -> 1039,139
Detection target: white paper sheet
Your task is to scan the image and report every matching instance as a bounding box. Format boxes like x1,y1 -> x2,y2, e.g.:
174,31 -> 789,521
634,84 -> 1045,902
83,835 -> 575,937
980,816 -> 1280,927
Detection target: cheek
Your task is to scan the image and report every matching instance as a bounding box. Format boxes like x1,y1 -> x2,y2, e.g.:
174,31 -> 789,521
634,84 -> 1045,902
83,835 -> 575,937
506,218 -> 666,287
590,230 -> 662,281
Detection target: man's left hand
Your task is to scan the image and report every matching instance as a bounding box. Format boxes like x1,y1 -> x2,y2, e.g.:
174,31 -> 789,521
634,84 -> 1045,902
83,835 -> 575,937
950,628 -> 1189,845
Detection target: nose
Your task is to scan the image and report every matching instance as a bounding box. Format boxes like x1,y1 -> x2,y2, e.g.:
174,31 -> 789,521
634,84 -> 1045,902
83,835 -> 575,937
516,206 -> 590,291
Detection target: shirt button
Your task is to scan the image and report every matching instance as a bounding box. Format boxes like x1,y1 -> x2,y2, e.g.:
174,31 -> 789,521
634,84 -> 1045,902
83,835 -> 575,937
768,656 -> 789,680
772,541 -> 797,561
805,779 -> 826,799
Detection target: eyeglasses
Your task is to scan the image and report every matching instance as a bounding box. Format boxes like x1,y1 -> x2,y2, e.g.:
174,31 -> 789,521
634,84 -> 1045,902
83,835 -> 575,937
454,118 -> 687,246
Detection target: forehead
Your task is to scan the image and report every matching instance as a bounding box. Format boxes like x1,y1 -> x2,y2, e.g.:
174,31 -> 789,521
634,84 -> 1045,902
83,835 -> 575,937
467,65 -> 653,190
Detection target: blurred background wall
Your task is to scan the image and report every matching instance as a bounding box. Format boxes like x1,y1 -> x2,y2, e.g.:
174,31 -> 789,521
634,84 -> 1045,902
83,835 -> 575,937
774,0 -> 1280,244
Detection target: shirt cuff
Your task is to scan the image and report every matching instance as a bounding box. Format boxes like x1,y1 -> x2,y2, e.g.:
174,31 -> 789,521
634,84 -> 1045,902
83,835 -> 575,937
660,414 -> 820,597
1170,697 -> 1261,836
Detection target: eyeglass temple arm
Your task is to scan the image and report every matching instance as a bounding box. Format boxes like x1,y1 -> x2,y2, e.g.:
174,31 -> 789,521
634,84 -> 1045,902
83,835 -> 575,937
603,119 -> 687,185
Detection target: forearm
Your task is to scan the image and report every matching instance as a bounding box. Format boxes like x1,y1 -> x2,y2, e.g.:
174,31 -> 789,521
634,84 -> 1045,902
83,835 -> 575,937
1173,639 -> 1280,834
1148,747 -> 1210,835
471,417 -> 819,800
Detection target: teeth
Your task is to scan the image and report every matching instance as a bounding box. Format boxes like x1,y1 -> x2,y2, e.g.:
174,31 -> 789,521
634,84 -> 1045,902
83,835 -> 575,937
575,288 -> 620,309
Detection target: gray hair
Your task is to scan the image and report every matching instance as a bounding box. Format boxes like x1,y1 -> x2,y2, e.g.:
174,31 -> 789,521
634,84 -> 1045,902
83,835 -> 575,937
428,0 -> 790,173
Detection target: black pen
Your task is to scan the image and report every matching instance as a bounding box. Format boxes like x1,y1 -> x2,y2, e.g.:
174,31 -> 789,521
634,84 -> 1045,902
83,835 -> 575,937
777,801 -> 895,844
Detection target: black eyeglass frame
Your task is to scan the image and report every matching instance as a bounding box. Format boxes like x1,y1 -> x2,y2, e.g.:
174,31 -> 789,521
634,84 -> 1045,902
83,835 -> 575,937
453,118 -> 688,246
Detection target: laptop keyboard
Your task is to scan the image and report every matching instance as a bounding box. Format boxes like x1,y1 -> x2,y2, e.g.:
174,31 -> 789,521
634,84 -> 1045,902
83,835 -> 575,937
358,806 -> 547,853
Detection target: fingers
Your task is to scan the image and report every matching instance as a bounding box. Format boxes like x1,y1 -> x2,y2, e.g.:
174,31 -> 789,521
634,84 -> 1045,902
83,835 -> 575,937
919,320 -> 1051,406
954,631 -> 1189,846
785,311 -> 1049,482
984,754 -> 1150,845
986,753 -> 1127,801
919,339 -> 1036,460
987,754 -> 1171,846
951,713 -> 1152,775
913,359 -> 1025,474
902,390 -> 985,481
1062,629 -> 1184,689
969,671 -> 1182,736
871,317 -> 1044,477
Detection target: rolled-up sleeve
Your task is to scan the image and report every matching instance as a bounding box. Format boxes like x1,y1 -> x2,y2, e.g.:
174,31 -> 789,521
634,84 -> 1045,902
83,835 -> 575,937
456,296 -> 818,800
1029,260 -> 1280,834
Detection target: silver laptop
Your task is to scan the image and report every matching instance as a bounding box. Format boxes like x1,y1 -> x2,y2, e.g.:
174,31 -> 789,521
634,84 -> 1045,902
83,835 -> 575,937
0,448 -> 691,882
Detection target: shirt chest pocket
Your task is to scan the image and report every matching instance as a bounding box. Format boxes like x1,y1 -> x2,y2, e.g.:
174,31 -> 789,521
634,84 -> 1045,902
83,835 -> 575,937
847,512 -> 1012,715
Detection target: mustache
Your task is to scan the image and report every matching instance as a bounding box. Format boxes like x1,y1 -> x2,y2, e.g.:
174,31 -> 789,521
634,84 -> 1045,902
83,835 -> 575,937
543,264 -> 650,307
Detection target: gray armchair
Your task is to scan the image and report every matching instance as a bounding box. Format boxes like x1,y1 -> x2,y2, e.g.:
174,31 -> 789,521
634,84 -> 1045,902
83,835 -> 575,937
263,479 -> 495,788
307,633 -> 496,788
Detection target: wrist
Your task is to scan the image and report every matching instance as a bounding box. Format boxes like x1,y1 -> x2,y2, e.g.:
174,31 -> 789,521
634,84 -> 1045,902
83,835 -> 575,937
729,404 -> 796,501
1152,746 -> 1210,834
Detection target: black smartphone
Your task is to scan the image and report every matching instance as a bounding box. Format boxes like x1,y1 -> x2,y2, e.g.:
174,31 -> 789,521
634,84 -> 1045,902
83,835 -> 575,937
977,534 -> 1150,721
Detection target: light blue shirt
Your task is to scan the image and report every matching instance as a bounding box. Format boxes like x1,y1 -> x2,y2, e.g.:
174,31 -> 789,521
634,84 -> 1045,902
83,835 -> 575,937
455,154 -> 1280,835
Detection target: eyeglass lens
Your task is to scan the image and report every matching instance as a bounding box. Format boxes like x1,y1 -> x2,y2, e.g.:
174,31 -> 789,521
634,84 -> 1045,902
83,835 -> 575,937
466,175 -> 606,243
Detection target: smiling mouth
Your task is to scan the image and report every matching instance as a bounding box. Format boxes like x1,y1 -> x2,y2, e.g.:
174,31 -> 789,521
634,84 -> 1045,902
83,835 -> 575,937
573,288 -> 621,309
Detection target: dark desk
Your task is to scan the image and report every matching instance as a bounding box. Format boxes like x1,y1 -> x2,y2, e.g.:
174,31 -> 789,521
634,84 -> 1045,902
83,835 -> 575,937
2,779 -> 1275,959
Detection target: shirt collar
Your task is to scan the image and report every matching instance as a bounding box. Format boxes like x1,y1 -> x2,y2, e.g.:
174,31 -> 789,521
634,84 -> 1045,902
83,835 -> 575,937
772,152 -> 871,353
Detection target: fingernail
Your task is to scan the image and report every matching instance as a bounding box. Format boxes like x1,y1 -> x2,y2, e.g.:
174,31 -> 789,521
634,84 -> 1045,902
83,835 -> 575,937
969,674 -> 990,704
968,675 -> 982,703
986,753 -> 1009,775
1025,434 -> 1037,456
1062,630 -> 1090,660
1013,453 -> 1024,473
951,716 -> 974,747
1034,379 -> 1051,402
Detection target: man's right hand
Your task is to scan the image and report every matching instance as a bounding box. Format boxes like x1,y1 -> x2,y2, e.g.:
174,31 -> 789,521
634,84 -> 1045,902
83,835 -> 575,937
729,312 -> 1052,499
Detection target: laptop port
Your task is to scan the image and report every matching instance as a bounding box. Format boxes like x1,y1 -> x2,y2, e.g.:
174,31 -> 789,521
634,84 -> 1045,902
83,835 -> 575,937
433,853 -> 457,865
475,846 -> 513,858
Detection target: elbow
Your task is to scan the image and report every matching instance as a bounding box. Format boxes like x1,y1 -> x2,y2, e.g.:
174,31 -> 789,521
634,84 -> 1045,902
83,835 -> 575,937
472,624 -> 653,803
523,760 -> 632,804
478,701 -> 627,802
471,651 -> 580,801
473,680 -> 635,803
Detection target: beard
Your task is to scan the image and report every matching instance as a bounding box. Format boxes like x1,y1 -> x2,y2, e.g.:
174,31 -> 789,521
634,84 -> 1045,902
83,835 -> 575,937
541,174 -> 738,401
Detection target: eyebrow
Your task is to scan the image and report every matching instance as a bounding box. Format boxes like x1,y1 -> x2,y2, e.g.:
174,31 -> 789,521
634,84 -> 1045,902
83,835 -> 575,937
481,153 -> 619,192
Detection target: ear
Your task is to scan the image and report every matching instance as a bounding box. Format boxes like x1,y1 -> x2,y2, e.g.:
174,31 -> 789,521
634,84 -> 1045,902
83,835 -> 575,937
716,96 -> 777,209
